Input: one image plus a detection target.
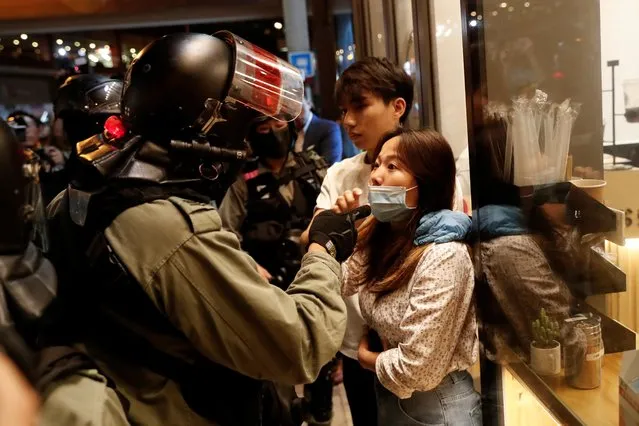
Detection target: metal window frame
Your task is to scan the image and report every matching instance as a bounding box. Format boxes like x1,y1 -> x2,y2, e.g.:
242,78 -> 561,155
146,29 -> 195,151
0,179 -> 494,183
411,0 -> 436,128
351,0 -> 370,60
382,0 -> 398,64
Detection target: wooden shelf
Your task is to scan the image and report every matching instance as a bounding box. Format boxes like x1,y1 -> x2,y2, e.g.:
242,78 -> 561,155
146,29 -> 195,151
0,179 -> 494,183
570,246 -> 628,299
586,246 -> 626,296
580,303 -> 637,354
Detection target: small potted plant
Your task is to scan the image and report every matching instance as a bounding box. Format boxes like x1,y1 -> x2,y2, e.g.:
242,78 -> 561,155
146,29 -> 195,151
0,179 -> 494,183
530,308 -> 561,376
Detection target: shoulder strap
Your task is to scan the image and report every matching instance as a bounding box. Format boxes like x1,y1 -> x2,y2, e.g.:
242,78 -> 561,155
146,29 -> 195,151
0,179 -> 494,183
167,196 -> 221,234
278,151 -> 325,187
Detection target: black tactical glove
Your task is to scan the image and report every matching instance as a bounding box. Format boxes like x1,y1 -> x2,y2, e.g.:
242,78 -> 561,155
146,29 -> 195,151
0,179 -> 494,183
308,205 -> 371,262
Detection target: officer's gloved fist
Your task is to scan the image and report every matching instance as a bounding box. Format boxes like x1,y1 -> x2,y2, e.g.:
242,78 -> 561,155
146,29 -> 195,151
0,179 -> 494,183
308,205 -> 371,262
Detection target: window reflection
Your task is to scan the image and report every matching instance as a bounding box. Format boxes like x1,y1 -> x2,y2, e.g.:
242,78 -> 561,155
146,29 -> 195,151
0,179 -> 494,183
465,0 -> 638,424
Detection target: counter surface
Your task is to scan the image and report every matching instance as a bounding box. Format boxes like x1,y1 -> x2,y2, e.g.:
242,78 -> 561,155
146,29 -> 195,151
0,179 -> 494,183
539,352 -> 622,426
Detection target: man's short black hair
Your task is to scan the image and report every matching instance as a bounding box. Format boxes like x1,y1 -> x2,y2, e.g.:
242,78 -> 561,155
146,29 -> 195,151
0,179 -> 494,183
335,57 -> 414,124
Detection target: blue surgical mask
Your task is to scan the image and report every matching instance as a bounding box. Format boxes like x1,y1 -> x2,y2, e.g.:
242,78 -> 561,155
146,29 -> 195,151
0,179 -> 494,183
368,185 -> 418,223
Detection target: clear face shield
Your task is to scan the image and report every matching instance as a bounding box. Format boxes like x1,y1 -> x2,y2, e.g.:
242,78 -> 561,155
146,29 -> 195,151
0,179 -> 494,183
217,31 -> 304,123
174,32 -> 305,176
84,81 -> 123,115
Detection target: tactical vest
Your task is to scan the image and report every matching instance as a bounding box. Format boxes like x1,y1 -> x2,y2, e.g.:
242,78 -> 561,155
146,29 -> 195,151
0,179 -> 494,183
241,151 -> 327,289
43,182 -> 301,426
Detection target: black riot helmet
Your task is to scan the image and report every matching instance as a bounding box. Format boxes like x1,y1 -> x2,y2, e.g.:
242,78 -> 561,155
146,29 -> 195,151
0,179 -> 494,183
0,120 -> 33,254
54,74 -> 123,146
121,31 -> 304,150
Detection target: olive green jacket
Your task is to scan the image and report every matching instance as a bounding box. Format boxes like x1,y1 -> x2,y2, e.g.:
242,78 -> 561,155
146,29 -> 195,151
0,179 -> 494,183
47,196 -> 346,425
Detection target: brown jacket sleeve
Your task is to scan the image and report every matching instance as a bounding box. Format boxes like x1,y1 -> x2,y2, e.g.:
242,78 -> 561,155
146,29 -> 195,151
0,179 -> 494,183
105,197 -> 346,384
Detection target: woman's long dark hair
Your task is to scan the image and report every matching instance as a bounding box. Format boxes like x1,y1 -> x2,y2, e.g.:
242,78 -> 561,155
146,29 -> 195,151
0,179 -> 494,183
352,128 -> 457,293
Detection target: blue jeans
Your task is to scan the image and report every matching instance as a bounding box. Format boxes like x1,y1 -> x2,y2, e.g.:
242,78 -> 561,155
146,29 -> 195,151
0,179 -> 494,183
375,371 -> 482,426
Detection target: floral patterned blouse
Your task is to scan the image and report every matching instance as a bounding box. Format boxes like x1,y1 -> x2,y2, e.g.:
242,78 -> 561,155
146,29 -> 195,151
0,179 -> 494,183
343,242 -> 479,399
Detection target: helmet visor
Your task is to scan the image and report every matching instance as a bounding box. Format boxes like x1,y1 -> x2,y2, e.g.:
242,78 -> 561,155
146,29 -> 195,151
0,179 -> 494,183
217,31 -> 304,122
84,81 -> 123,114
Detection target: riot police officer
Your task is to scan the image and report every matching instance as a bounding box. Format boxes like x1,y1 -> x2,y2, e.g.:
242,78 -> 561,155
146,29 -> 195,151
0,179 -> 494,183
219,117 -> 335,424
42,32 -> 368,426
219,117 -> 328,288
53,74 -> 123,150
31,74 -> 125,205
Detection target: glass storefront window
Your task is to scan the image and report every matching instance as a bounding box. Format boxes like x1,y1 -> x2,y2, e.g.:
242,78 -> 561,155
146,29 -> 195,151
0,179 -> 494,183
430,0 -> 470,206
461,0 -> 638,424
335,13 -> 356,75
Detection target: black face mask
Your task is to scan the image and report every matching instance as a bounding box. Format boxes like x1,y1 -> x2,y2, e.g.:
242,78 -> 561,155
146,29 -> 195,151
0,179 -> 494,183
249,126 -> 291,160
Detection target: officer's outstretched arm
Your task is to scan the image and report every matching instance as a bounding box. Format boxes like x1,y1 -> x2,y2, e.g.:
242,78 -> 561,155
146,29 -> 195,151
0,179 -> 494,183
105,199 -> 367,385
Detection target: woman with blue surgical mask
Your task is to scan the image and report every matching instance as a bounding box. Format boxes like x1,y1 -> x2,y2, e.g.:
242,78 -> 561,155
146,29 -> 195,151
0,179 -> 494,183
332,128 -> 481,425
